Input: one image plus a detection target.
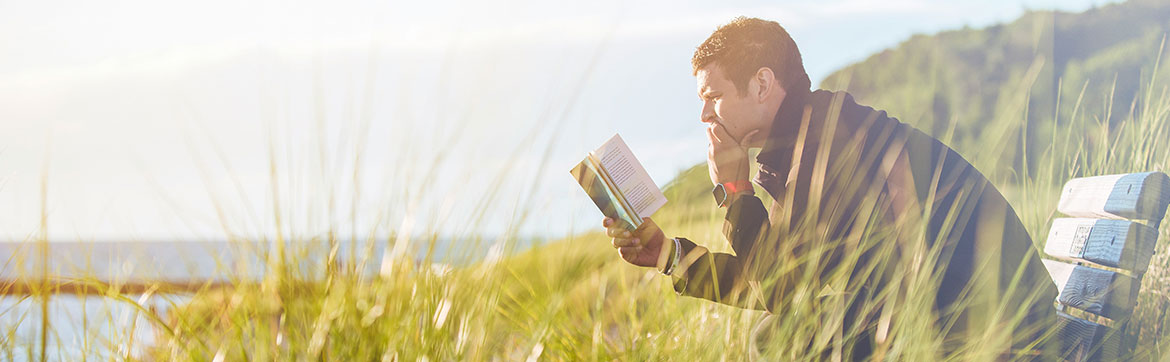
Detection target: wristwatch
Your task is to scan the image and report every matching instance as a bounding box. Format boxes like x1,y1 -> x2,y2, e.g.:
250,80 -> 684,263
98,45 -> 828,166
712,180 -> 753,208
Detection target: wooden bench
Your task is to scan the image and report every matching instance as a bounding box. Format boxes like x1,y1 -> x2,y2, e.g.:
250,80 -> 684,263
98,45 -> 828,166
1041,171 -> 1170,360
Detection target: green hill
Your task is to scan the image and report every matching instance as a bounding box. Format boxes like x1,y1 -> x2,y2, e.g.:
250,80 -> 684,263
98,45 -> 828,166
819,0 -> 1170,178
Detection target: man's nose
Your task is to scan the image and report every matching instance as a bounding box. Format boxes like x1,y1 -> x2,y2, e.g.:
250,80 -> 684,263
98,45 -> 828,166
700,102 -> 715,124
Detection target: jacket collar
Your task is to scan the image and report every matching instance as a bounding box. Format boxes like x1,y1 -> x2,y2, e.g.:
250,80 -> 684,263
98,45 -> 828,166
755,87 -> 814,168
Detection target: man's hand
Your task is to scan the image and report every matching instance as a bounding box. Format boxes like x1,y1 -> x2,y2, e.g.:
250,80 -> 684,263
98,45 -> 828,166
603,217 -> 669,271
707,123 -> 759,186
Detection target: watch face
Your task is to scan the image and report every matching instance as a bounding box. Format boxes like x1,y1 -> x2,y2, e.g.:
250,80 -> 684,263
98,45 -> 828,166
712,183 -> 727,206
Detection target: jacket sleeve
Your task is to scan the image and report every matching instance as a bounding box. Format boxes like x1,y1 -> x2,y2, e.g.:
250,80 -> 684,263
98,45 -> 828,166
670,194 -> 770,310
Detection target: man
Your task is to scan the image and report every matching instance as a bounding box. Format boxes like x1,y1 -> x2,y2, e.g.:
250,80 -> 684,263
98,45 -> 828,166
602,17 -> 1057,359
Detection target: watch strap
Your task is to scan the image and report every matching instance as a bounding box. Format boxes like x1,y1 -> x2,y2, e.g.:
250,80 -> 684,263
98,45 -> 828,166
722,180 -> 754,194
714,180 -> 754,208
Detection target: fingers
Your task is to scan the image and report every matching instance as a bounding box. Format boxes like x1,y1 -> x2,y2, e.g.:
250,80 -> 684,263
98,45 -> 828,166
634,217 -> 659,234
611,236 -> 641,249
709,124 -> 762,149
618,246 -> 643,262
606,216 -> 639,249
710,122 -> 738,147
606,226 -> 632,238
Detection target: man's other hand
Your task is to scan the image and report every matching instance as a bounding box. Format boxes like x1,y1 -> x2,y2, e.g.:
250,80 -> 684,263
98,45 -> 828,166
707,123 -> 759,186
603,217 -> 669,271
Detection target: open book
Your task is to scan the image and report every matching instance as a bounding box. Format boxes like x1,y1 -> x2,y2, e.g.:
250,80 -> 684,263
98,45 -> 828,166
569,134 -> 667,230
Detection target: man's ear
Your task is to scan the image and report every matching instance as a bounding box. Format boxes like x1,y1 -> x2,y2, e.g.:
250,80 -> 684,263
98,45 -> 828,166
755,67 -> 777,102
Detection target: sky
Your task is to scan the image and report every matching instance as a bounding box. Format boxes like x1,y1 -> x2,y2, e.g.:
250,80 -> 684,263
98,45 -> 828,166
0,0 -> 1125,243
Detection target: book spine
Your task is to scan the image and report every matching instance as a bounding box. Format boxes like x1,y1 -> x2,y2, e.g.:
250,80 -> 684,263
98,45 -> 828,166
587,152 -> 642,229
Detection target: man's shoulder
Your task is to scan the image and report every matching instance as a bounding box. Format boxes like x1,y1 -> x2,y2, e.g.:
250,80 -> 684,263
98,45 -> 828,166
811,89 -> 894,126
812,89 -> 987,196
813,89 -> 942,146
806,89 -> 909,147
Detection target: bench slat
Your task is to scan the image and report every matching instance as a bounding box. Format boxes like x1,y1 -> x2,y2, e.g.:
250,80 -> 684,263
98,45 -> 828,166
1043,259 -> 1138,320
1057,172 -> 1170,222
1044,218 -> 1157,273
1056,311 -> 1122,361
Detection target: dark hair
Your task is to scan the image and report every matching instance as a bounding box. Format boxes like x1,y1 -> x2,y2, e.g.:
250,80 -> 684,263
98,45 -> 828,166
692,17 -> 810,96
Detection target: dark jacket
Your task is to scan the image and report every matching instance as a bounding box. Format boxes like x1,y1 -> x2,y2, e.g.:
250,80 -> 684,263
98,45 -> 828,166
670,88 -> 1057,357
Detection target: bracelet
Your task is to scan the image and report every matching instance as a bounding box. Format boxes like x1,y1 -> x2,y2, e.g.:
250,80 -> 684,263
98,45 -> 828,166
662,238 -> 682,276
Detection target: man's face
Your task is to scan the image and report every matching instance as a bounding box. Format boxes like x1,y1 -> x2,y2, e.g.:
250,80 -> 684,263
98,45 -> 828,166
696,64 -> 767,145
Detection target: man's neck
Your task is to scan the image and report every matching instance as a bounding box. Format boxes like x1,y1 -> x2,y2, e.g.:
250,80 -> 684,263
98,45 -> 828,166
751,121 -> 775,149
749,90 -> 786,149
763,88 -> 811,146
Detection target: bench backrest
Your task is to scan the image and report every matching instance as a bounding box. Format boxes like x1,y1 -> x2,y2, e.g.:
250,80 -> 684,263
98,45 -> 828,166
1043,171 -> 1170,360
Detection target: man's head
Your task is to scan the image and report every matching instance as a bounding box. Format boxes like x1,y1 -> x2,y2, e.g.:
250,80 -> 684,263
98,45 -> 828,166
693,17 -> 810,148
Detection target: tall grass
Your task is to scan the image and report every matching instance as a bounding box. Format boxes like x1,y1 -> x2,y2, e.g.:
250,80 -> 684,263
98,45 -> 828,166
6,42 -> 1170,361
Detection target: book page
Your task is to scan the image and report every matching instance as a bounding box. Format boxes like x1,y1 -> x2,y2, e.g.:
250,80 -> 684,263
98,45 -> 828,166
592,134 -> 667,219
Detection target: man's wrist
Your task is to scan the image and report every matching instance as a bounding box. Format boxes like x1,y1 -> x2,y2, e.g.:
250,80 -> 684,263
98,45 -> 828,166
713,180 -> 755,208
726,190 -> 754,205
670,240 -> 710,294
721,179 -> 753,193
